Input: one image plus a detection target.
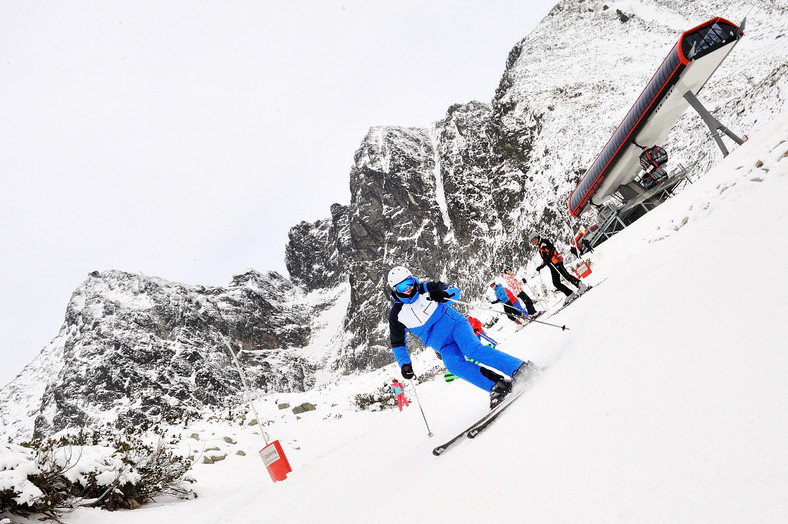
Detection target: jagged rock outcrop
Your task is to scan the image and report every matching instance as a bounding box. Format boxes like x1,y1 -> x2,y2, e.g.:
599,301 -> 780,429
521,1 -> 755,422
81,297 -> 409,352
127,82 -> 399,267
286,203 -> 351,291
1,270 -> 321,440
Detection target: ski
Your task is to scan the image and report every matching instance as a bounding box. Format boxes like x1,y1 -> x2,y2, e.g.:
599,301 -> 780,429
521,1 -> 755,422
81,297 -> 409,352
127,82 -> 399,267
432,371 -> 541,456
466,387 -> 527,438
523,310 -> 545,324
432,390 -> 523,456
548,294 -> 584,317
547,278 -> 607,318
431,421 -> 477,456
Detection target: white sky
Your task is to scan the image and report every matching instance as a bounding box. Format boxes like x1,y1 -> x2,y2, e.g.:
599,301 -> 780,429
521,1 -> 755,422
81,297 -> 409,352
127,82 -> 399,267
0,1 -> 558,387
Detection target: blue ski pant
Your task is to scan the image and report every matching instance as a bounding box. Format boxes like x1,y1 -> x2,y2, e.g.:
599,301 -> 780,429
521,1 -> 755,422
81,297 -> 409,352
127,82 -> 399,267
438,316 -> 524,392
503,300 -> 524,323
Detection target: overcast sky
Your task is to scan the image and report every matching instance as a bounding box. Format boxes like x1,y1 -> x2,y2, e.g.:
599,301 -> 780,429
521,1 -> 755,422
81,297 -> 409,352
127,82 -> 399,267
0,0 -> 558,387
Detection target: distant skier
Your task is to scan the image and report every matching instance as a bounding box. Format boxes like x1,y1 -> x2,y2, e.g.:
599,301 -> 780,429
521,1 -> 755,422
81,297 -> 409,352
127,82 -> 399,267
467,315 -> 484,337
501,267 -> 539,316
529,232 -> 587,303
571,229 -> 595,257
387,266 -> 535,408
390,380 -> 410,411
489,282 -> 527,325
581,237 -> 594,254
466,316 -> 498,347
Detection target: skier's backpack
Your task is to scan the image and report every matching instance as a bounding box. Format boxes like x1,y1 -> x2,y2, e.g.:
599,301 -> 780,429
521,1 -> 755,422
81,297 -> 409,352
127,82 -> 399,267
639,145 -> 668,172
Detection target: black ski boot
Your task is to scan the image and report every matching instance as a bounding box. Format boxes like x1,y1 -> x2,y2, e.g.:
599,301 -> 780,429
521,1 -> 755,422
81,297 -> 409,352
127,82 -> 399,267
489,379 -> 512,409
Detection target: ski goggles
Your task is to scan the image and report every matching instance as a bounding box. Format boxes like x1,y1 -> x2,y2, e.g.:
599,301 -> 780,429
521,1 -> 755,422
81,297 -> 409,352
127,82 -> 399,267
394,277 -> 417,294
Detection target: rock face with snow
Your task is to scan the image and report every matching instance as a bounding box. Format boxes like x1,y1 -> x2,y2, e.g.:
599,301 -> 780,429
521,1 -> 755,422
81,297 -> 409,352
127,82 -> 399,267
0,270 -> 317,440
286,203 -> 351,291
3,0 -> 786,441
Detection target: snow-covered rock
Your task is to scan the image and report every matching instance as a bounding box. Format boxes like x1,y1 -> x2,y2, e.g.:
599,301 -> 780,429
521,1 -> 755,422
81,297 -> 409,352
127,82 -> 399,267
0,270 -> 320,440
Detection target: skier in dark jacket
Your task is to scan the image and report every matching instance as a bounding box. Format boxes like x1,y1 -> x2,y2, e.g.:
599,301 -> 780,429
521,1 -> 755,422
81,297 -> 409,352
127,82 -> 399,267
387,266 -> 535,408
529,232 -> 587,303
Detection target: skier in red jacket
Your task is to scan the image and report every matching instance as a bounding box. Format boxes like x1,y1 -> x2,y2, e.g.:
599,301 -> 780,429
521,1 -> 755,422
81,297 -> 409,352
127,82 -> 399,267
467,316 -> 484,337
466,316 -> 498,347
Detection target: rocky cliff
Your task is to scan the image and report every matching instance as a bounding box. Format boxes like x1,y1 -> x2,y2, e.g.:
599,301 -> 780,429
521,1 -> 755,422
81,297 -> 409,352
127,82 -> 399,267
0,270 -> 325,439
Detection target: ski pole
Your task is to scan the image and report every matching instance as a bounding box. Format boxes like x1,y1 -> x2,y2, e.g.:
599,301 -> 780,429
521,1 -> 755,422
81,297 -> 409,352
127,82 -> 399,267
523,280 -> 549,313
479,332 -> 499,346
409,379 -> 433,437
537,270 -> 558,315
548,260 -> 566,282
444,297 -> 569,331
548,260 -> 590,298
548,260 -> 582,288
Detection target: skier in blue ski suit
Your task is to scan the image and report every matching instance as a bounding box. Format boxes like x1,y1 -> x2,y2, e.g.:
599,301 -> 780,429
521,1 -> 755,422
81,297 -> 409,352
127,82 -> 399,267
387,266 -> 534,407
490,282 -> 527,324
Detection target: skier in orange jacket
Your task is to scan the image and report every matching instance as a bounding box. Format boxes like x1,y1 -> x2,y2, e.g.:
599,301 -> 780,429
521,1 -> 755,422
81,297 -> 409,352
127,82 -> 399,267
529,232 -> 587,302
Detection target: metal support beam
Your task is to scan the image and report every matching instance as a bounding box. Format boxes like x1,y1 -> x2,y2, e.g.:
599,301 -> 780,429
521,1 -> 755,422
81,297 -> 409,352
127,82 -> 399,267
683,90 -> 745,157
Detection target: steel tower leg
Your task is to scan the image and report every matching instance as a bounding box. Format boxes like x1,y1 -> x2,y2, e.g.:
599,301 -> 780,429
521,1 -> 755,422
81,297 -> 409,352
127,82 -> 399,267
683,91 -> 745,157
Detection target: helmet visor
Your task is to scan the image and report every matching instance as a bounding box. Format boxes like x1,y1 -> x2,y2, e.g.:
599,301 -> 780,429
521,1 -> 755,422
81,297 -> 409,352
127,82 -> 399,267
394,276 -> 417,295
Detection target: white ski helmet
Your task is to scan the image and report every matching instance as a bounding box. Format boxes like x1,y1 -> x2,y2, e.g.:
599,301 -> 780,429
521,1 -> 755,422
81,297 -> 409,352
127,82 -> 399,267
528,231 -> 540,243
387,266 -> 413,289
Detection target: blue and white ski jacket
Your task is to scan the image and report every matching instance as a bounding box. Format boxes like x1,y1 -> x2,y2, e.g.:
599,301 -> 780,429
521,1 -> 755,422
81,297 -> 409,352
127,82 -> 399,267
492,284 -> 511,304
389,281 -> 462,367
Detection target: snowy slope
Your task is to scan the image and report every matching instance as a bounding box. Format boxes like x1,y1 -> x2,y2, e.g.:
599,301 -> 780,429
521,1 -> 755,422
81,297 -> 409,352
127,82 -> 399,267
52,110 -> 788,524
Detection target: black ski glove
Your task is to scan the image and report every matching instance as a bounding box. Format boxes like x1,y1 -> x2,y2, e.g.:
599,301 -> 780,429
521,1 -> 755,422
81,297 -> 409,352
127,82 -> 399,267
429,288 -> 452,303
521,278 -> 527,284
536,265 -> 544,272
401,363 -> 415,380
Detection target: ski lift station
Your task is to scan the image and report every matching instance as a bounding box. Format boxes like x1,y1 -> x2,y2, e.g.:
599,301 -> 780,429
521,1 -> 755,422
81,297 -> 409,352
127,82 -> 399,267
568,17 -> 747,246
